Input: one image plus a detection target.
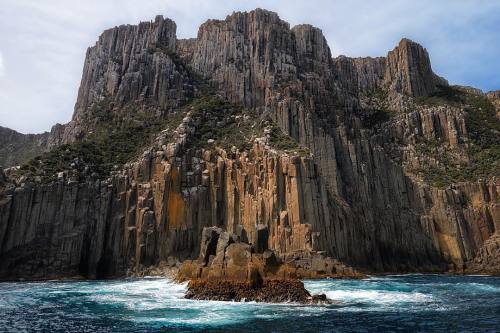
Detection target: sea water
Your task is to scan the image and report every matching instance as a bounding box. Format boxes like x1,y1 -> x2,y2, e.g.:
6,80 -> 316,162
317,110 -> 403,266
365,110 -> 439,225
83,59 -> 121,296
0,275 -> 499,332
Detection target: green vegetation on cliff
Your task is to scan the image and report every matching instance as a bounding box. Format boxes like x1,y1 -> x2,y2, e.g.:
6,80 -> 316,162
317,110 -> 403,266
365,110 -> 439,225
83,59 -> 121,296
185,97 -> 309,155
360,89 -> 398,127
268,125 -> 310,155
15,99 -> 186,183
416,85 -> 499,187
183,97 -> 261,152
13,95 -> 309,184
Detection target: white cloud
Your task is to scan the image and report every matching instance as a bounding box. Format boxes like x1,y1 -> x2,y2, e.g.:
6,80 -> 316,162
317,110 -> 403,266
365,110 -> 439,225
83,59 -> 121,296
0,0 -> 499,133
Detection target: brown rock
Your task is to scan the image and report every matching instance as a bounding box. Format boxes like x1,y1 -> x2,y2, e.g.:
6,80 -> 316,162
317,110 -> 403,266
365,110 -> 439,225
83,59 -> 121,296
185,279 -> 330,304
179,227 -> 334,303
384,38 -> 441,97
198,226 -> 221,265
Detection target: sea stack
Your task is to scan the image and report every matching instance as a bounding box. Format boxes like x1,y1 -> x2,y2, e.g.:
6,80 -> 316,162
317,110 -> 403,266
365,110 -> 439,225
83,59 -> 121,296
177,227 -> 339,303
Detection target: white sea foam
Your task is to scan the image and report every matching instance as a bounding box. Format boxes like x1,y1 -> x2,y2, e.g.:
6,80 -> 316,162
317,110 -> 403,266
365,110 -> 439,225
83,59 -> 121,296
2,275 -> 499,330
87,278 -> 188,310
73,276 -> 495,324
304,278 -> 445,312
81,277 -> 338,326
324,289 -> 433,305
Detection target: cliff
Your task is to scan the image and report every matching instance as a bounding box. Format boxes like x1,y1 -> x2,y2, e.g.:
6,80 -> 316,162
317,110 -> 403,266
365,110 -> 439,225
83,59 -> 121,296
0,9 -> 498,280
0,125 -> 64,167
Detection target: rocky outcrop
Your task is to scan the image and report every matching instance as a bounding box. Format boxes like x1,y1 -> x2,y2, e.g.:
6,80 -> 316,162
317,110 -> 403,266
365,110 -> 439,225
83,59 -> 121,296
185,279 -> 326,303
384,38 -> 440,97
178,227 -> 333,303
178,227 -> 361,282
334,39 -> 447,100
0,9 -> 498,280
0,124 -> 65,167
466,233 -> 500,274
62,15 -> 194,143
487,90 -> 500,117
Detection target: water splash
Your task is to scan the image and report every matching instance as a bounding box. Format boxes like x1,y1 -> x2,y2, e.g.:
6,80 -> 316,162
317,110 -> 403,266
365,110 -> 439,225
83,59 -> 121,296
0,275 -> 499,332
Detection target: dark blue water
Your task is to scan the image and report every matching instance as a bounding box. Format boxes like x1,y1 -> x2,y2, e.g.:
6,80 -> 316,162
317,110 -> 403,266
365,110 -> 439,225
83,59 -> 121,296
0,275 -> 499,332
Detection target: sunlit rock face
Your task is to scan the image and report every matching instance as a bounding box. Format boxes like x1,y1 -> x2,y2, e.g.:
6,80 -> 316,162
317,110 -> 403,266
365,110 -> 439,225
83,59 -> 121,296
0,9 -> 498,280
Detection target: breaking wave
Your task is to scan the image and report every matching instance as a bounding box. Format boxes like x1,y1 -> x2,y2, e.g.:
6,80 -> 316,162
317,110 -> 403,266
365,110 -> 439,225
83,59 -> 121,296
0,274 -> 499,332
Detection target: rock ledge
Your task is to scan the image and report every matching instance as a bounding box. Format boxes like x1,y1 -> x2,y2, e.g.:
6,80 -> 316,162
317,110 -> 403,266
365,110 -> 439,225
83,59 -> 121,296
185,279 -> 330,304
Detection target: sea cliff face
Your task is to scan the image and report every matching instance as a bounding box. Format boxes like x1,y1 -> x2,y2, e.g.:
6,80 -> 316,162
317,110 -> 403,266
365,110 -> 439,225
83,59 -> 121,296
0,9 -> 498,280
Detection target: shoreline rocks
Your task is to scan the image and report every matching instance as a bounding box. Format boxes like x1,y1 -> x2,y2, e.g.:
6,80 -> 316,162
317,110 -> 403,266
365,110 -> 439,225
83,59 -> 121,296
185,279 -> 331,304
177,227 -> 348,303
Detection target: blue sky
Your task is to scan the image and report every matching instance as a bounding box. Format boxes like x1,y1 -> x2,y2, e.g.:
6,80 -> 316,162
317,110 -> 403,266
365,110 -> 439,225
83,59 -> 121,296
0,0 -> 499,133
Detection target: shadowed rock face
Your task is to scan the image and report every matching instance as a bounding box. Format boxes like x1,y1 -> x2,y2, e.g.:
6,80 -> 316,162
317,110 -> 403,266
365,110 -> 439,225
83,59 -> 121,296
0,9 -> 498,280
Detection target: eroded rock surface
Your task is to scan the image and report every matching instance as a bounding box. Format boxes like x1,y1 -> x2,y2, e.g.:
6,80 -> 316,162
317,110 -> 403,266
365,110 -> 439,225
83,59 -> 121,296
178,227 -> 362,282
178,227 -> 334,303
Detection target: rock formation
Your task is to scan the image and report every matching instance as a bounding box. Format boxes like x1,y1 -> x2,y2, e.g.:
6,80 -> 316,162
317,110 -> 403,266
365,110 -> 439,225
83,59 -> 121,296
0,9 -> 498,281
178,226 -> 361,282
487,90 -> 500,117
466,233 -> 500,275
178,226 -> 334,303
0,125 -> 64,167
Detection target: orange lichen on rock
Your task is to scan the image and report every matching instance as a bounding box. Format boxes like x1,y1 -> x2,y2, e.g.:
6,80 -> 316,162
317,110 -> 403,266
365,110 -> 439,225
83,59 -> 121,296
166,168 -> 186,229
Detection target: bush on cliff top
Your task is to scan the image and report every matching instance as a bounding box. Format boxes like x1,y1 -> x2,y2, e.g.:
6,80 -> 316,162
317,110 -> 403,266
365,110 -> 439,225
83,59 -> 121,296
415,85 -> 500,187
182,97 -> 261,152
185,97 -> 309,156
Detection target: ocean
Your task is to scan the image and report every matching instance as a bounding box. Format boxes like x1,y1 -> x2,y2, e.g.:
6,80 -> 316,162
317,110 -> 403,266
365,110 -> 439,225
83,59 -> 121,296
1,274 -> 499,332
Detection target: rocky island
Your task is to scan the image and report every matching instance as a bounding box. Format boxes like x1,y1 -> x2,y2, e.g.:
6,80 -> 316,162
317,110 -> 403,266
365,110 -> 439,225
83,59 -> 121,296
0,7 -> 498,300
177,226 -> 358,303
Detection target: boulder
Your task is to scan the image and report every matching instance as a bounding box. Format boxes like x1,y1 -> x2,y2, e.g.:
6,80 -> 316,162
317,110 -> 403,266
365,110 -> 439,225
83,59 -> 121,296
179,227 -> 331,303
198,227 -> 221,265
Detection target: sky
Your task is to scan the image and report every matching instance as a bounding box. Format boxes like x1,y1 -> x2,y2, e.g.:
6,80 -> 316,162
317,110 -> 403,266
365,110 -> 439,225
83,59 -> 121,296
0,0 -> 499,134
